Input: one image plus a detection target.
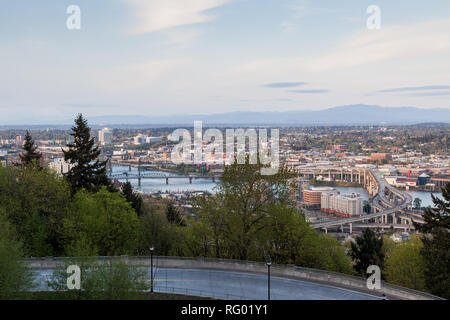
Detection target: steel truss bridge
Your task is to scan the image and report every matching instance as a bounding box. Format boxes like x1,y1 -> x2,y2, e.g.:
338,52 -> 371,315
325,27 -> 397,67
107,171 -> 220,186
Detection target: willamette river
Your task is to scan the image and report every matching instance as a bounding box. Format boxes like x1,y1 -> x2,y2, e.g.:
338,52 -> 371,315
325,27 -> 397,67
111,165 -> 443,206
111,165 -> 217,193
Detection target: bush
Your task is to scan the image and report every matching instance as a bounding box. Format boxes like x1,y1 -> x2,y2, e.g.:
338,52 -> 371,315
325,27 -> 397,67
47,257 -> 150,300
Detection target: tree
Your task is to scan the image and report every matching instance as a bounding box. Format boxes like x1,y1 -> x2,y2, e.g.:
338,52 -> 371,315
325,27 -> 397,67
349,228 -> 384,276
213,156 -> 296,260
363,200 -> 371,214
121,182 -> 143,216
20,131 -> 41,167
0,209 -> 35,299
165,202 -> 184,226
48,257 -> 149,300
384,235 -> 426,291
136,204 -> 181,256
413,197 -> 422,209
413,182 -> 450,299
62,187 -> 139,256
63,114 -> 110,193
0,165 -> 71,256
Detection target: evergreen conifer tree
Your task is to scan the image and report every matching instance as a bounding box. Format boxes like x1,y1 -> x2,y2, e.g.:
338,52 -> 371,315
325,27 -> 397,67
63,114 -> 109,193
413,183 -> 450,298
121,182 -> 143,216
20,131 -> 41,166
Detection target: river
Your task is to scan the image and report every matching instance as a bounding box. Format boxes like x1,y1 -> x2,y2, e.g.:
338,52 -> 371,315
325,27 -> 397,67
110,165 -> 217,194
111,165 -> 444,206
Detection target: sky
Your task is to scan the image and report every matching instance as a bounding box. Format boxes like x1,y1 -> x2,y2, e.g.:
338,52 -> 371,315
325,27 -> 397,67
0,0 -> 450,124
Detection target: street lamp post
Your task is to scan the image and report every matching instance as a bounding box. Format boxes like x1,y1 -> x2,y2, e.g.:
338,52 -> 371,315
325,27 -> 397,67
150,246 -> 154,293
266,259 -> 271,300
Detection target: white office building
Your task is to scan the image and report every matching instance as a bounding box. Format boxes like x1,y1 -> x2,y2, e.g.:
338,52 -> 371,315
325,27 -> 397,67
321,191 -> 363,217
48,158 -> 74,175
98,128 -> 113,145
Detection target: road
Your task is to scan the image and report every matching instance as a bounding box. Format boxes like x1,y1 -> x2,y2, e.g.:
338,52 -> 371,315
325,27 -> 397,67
32,267 -> 383,300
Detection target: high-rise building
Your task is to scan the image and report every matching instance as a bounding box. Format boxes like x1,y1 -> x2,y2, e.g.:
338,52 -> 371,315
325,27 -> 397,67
15,135 -> 23,146
98,128 -> 113,145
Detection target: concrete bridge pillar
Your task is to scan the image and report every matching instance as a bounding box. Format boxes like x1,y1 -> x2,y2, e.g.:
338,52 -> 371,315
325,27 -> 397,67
324,228 -> 327,234
349,223 -> 353,234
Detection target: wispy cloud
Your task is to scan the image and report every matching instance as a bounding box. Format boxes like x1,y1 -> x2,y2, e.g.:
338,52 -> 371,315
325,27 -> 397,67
309,19 -> 450,71
281,1 -> 312,32
125,0 -> 231,34
289,89 -> 329,94
264,82 -> 307,88
408,91 -> 450,97
376,85 -> 450,93
61,103 -> 120,109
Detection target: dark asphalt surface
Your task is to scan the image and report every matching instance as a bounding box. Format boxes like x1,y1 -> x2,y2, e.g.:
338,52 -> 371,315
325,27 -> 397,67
33,267 -> 381,300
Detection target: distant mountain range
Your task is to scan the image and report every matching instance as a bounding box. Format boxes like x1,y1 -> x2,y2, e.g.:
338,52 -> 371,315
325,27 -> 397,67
87,104 -> 450,126
2,105 -> 449,128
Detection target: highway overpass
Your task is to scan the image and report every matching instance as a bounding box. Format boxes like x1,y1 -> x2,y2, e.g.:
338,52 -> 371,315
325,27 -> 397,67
312,168 -> 416,232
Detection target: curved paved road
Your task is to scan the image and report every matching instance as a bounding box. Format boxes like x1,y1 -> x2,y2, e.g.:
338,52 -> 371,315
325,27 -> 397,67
32,267 -> 382,300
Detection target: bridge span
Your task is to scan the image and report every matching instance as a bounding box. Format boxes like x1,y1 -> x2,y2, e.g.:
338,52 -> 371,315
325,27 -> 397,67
107,171 -> 220,186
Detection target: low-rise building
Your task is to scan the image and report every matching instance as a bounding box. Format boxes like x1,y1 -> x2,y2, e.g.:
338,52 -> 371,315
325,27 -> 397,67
48,158 -> 74,174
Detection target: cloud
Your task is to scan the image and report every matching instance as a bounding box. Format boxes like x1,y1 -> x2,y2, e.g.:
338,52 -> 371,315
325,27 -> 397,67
308,19 -> 450,71
264,82 -> 307,88
281,1 -> 312,32
289,89 -> 329,94
125,0 -> 231,34
376,85 -> 450,93
61,103 -> 120,109
408,91 -> 450,97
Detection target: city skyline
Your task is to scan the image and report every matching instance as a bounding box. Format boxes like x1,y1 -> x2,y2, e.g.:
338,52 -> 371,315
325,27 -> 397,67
1,0 -> 450,124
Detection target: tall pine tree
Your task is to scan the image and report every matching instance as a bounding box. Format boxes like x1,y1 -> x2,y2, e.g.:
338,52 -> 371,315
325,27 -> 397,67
413,183 -> 450,299
349,228 -> 385,276
63,114 -> 110,193
20,131 -> 41,166
121,182 -> 143,216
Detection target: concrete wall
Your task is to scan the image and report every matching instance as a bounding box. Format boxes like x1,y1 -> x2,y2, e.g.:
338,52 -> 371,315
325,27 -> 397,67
25,256 -> 443,300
